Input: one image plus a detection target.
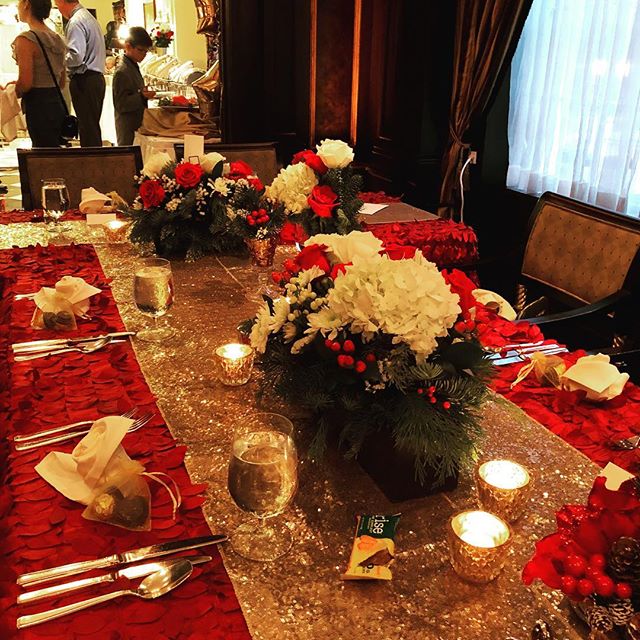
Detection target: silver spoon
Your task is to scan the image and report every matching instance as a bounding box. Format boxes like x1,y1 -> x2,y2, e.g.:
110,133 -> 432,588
16,558 -> 193,629
14,337 -> 120,362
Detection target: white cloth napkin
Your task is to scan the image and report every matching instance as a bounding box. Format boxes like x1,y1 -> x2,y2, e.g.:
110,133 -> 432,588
473,288 -> 517,321
36,416 -> 139,505
561,353 -> 629,401
80,187 -> 112,214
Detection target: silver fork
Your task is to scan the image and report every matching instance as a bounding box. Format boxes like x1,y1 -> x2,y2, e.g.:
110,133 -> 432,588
13,408 -> 138,443
608,435 -> 640,451
14,337 -> 124,362
14,413 -> 154,452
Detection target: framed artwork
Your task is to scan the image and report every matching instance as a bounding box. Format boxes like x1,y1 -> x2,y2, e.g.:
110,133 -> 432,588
144,1 -> 157,30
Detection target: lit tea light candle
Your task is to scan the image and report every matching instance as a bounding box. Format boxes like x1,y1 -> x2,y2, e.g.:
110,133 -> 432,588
447,510 -> 511,583
216,343 -> 255,386
475,459 -> 532,522
104,219 -> 129,243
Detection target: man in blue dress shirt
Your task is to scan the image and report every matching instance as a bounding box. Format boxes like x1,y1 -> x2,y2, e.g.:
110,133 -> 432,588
54,0 -> 106,147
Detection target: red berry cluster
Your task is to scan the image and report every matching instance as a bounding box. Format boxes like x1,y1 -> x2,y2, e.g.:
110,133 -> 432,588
324,338 -> 375,374
247,208 -> 270,226
559,553 -> 632,599
454,319 -> 476,334
416,386 -> 451,410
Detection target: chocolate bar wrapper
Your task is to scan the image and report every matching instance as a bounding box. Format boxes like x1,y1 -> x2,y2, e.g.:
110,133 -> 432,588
341,514 -> 400,581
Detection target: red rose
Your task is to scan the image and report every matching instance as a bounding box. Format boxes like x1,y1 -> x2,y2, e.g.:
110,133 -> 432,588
248,177 -> 264,192
279,221 -> 308,245
174,162 -> 203,189
295,243 -> 331,273
292,149 -> 328,175
139,179 -> 165,208
307,185 -> 338,218
228,160 -> 255,180
383,244 -> 418,260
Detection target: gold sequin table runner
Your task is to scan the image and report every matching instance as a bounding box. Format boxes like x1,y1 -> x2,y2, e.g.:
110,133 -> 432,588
1,222 -> 595,639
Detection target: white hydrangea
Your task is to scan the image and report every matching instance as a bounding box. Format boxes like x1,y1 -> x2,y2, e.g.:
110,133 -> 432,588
306,230 -> 383,264
266,163 -> 318,214
142,152 -> 172,178
305,253 -> 461,360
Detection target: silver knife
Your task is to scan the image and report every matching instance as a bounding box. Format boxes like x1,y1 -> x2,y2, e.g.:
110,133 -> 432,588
12,332 -> 135,353
17,535 -> 227,587
17,555 -> 212,604
487,343 -> 562,360
492,347 -> 568,366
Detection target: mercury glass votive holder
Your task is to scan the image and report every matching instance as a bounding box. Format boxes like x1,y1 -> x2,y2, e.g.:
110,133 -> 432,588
104,219 -> 130,243
447,510 -> 512,583
216,343 -> 255,386
475,459 -> 532,522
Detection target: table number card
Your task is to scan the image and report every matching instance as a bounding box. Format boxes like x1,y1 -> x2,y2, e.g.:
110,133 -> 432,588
599,462 -> 634,490
184,134 -> 205,163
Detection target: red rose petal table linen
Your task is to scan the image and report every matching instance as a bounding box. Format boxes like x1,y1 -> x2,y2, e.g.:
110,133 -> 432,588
0,244 -> 250,639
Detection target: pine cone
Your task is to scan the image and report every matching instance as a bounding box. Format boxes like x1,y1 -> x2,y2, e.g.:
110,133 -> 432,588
587,605 -> 614,632
607,598 -> 635,626
608,537 -> 640,587
627,613 -> 640,640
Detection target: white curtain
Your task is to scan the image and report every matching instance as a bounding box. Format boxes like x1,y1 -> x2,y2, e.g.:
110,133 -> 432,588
508,0 -> 640,216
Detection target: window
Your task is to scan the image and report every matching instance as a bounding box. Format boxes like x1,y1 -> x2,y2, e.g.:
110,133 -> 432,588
508,0 -> 640,216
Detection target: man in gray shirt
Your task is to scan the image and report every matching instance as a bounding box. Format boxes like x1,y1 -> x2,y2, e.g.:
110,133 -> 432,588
55,0 -> 106,146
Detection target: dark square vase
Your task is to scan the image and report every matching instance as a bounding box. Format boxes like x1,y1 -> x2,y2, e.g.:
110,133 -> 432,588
357,432 -> 459,503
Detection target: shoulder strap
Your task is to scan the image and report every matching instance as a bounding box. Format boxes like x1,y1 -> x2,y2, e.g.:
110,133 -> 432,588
30,31 -> 69,115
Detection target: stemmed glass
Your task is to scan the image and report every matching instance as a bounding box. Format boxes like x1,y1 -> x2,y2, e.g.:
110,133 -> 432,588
227,413 -> 298,561
133,257 -> 176,342
41,178 -> 70,231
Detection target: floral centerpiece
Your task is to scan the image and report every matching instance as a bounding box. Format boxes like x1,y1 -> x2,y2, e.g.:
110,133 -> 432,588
151,24 -> 174,49
523,476 -> 640,638
127,152 -> 269,260
266,139 -> 363,237
248,231 -> 492,495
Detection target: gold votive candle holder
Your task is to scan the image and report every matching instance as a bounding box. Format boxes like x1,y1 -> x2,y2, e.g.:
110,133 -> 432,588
447,510 -> 512,583
216,343 -> 255,386
475,459 -> 532,522
104,219 -> 130,243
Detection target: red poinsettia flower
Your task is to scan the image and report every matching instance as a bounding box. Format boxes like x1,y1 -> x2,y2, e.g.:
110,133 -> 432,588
383,244 -> 417,260
295,243 -> 331,273
442,268 -> 477,319
248,177 -> 264,192
139,179 -> 166,208
279,221 -> 308,245
174,162 -> 203,189
307,185 -> 338,218
227,160 -> 255,181
292,149 -> 328,175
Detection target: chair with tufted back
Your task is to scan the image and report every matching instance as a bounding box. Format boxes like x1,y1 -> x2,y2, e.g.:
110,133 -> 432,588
516,192 -> 640,348
173,142 -> 279,185
18,147 -> 143,210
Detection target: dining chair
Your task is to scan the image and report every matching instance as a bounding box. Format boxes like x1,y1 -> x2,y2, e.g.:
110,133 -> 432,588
17,146 -> 143,210
173,142 -> 279,184
509,193 -> 640,348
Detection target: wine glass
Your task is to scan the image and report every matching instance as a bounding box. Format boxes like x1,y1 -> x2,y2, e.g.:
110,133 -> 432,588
133,257 -> 175,342
41,178 -> 70,230
227,413 -> 298,561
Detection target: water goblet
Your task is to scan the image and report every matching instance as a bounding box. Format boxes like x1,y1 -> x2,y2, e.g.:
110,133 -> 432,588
133,257 -> 175,342
227,413 -> 298,561
41,178 -> 70,231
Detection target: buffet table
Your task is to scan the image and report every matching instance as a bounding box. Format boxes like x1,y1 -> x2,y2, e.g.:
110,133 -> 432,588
0,220 -> 622,639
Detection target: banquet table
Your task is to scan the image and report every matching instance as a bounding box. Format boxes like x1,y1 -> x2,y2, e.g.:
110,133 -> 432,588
0,220 -> 617,640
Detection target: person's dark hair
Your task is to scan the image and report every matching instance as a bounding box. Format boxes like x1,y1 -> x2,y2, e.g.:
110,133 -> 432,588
29,0 -> 52,21
126,27 -> 153,49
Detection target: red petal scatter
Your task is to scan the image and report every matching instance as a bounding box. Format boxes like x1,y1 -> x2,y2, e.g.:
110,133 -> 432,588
0,244 -> 250,639
0,209 -> 86,224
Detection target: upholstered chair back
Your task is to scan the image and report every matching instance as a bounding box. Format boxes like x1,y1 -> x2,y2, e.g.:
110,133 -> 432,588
522,193 -> 640,305
174,142 -> 279,185
18,147 -> 143,210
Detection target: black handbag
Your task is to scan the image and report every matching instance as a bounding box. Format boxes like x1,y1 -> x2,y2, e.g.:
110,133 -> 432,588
31,31 -> 78,142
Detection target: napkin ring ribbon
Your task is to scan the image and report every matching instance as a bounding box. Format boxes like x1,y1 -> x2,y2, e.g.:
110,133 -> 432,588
143,472 -> 182,520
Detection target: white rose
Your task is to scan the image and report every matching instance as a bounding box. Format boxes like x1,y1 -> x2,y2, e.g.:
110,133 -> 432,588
200,152 -> 226,174
306,230 -> 383,264
142,152 -> 172,178
315,139 -> 354,169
